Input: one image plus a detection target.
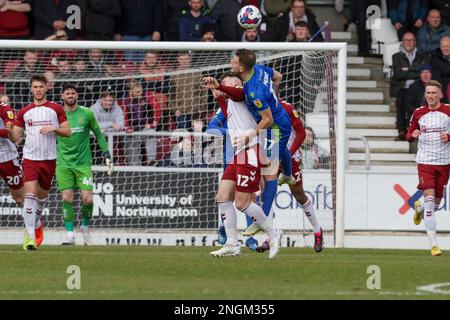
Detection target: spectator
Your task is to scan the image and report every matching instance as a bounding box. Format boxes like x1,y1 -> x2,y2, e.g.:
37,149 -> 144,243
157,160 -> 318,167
179,0 -> 215,42
405,64 -> 432,121
86,0 -> 121,41
278,0 -> 323,42
431,36 -> 450,101
301,127 -> 330,169
416,9 -> 450,55
240,27 -> 271,60
289,20 -> 310,42
209,0 -> 241,42
346,0 -> 358,32
390,32 -> 429,141
6,50 -> 42,110
43,70 -> 57,103
115,0 -> 163,62
140,52 -> 171,94
200,22 -> 216,42
44,28 -> 69,41
430,0 -> 450,27
169,51 -> 207,130
0,0 -> 31,39
91,91 -> 125,133
54,56 -> 72,80
388,0 -> 428,39
165,0 -> 189,41
169,134 -> 203,167
86,49 -> 105,74
0,94 -> 10,105
121,80 -> 157,166
91,91 -> 126,164
32,0 -> 77,40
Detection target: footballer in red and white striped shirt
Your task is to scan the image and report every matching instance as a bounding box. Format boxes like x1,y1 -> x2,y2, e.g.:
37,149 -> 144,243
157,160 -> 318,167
0,101 -> 25,206
9,75 -> 71,250
406,80 -> 450,256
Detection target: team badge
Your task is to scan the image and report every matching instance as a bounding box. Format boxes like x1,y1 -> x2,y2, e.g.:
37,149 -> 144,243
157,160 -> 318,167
293,110 -> 299,118
7,111 -> 14,120
254,99 -> 262,108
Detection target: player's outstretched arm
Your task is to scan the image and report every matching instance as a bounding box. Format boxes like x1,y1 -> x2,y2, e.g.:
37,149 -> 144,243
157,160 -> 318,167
8,125 -> 23,144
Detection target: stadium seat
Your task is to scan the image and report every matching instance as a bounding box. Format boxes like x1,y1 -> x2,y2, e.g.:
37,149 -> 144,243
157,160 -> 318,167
370,18 -> 399,55
383,42 -> 401,78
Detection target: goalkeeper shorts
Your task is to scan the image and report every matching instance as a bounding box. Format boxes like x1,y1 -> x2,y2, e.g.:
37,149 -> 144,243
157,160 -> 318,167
56,166 -> 93,191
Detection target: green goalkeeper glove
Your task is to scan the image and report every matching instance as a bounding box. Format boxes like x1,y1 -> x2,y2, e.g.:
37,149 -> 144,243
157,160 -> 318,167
103,151 -> 113,176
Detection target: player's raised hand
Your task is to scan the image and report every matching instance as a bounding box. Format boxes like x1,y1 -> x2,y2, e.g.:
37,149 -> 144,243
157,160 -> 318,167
40,126 -> 56,135
412,129 -> 421,138
439,132 -> 449,142
203,77 -> 219,90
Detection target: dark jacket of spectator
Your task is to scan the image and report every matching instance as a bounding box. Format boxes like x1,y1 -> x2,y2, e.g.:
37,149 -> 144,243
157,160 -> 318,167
164,0 -> 188,41
122,95 -> 152,132
179,7 -> 214,42
209,0 -> 241,41
430,0 -> 450,27
416,23 -> 450,54
390,49 -> 429,97
117,0 -> 163,37
278,7 -> 323,42
32,0 -> 77,40
86,0 -> 121,40
405,78 -> 427,114
388,0 -> 428,25
0,0 -> 31,39
431,49 -> 450,100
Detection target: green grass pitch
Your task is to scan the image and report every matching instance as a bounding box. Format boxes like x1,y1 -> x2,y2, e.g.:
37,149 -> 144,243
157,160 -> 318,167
0,245 -> 449,300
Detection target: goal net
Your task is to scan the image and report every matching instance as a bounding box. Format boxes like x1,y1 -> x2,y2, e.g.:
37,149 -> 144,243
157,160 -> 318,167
0,41 -> 346,247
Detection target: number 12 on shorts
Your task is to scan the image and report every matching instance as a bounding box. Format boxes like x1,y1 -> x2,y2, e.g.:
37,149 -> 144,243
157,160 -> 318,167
237,174 -> 249,187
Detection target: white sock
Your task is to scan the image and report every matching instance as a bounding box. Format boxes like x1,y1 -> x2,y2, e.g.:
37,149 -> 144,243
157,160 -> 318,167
218,202 -> 238,246
34,196 -> 47,229
67,231 -> 74,239
23,193 -> 36,239
301,197 -> 321,233
424,196 -> 437,247
242,202 -> 277,238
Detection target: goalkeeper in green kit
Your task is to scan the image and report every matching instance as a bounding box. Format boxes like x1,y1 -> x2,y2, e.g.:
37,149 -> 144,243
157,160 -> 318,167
57,84 -> 113,245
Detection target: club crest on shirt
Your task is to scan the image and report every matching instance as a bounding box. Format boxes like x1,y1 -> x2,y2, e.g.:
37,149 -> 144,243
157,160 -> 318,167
293,109 -> 299,118
254,99 -> 263,108
7,111 -> 14,120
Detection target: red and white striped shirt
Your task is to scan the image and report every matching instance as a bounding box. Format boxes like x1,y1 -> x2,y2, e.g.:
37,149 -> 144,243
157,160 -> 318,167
407,103 -> 450,165
216,96 -> 258,155
16,101 -> 67,161
0,102 -> 18,163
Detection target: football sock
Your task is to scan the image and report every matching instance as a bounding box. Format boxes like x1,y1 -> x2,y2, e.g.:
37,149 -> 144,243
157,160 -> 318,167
81,204 -> 93,227
63,202 -> 75,232
262,179 -> 277,217
34,196 -> 47,229
218,202 -> 238,246
280,147 -> 293,177
23,193 -> 36,239
242,202 -> 277,238
424,196 -> 437,247
301,197 -> 321,233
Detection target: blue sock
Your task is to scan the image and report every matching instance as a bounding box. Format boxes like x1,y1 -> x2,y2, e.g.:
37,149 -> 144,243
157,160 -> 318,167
262,179 -> 278,217
280,147 -> 292,176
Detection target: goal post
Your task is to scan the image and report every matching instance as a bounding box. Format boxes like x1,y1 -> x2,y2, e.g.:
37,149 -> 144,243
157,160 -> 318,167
0,40 -> 347,247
